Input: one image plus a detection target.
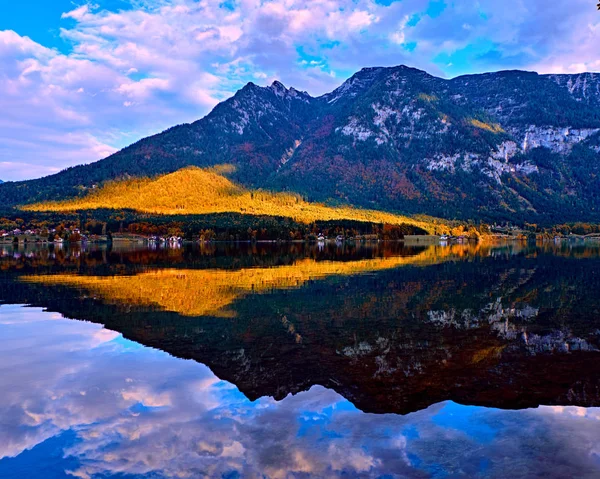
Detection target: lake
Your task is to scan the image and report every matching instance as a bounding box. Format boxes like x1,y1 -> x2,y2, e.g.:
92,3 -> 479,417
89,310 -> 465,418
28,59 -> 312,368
0,241 -> 599,478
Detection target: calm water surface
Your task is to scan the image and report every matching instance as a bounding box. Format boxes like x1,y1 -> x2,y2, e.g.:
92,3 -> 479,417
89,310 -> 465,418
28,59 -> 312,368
0,242 -> 599,478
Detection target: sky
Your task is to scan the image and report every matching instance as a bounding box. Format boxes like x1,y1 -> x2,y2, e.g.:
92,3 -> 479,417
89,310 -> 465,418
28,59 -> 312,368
1,304 -> 600,477
0,0 -> 599,181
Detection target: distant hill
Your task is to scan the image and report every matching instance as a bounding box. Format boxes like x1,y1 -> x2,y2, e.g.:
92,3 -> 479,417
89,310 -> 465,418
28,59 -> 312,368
2,65 -> 600,224
24,166 -> 440,233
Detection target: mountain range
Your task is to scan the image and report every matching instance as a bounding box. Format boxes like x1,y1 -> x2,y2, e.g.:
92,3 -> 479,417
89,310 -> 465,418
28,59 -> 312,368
2,65 -> 600,224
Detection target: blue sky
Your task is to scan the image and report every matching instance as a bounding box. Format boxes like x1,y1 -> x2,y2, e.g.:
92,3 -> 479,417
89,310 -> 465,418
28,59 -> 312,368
0,2 -> 131,56
0,0 -> 599,181
2,304 -> 600,477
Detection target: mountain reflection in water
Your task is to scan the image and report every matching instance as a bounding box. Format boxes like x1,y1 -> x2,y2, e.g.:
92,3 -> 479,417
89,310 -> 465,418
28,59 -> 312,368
0,304 -> 599,478
0,242 -> 600,478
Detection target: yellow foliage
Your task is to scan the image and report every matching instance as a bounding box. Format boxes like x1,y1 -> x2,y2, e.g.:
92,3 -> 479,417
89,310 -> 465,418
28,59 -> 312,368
470,119 -> 505,134
23,166 -> 440,233
418,93 -> 438,102
22,245 -> 480,317
471,345 -> 506,364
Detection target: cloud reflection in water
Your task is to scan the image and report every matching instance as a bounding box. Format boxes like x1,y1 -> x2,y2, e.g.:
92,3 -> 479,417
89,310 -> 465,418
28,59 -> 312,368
0,304 -> 599,479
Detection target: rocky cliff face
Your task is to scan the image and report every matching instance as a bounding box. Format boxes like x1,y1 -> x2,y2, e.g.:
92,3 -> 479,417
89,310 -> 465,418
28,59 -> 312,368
272,67 -> 600,222
550,72 -> 600,105
1,65 -> 600,223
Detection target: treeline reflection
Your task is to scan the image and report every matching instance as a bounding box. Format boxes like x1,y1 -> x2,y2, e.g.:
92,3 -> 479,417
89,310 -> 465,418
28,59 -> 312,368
1,242 -> 599,414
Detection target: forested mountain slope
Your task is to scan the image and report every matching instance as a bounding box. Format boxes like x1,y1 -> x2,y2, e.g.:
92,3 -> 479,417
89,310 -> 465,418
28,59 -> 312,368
2,66 -> 600,224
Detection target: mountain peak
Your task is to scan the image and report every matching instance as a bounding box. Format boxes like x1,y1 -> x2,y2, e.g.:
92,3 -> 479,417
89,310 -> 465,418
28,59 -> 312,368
4,65 -> 600,225
320,66 -> 386,103
289,86 -> 309,96
269,80 -> 288,97
320,64 -> 433,104
266,80 -> 313,103
241,81 -> 258,90
359,64 -> 427,75
358,66 -> 385,73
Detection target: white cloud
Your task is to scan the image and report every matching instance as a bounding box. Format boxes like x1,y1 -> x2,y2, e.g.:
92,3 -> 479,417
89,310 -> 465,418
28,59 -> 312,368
116,77 -> 171,99
61,4 -> 95,21
1,0 -> 599,181
346,11 -> 378,31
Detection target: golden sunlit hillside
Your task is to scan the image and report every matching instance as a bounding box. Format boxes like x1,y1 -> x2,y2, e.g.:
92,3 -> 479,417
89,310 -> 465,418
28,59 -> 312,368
22,244 -> 481,317
22,166 -> 444,234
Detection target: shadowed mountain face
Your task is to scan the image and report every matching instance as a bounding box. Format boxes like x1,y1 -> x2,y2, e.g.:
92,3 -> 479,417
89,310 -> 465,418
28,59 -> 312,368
2,66 -> 600,223
1,242 -> 600,415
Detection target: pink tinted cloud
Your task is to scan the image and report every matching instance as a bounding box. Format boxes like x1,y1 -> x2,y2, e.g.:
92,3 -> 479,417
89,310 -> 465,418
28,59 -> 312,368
1,0 -> 599,181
